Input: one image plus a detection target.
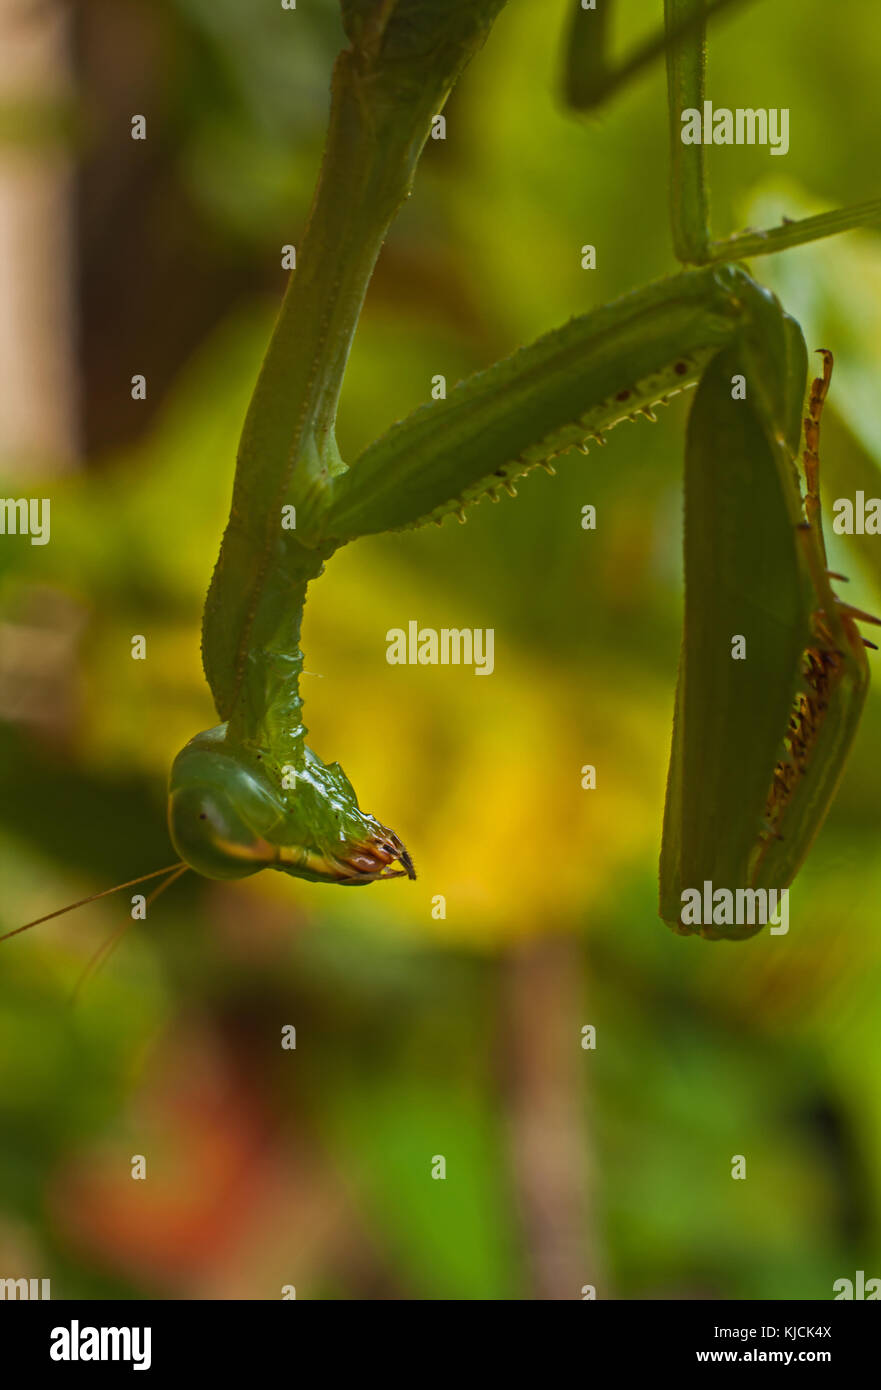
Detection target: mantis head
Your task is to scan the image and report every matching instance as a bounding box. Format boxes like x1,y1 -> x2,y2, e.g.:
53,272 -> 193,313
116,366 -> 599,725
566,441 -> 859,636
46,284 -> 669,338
1,724 -> 414,961
167,726 -> 415,885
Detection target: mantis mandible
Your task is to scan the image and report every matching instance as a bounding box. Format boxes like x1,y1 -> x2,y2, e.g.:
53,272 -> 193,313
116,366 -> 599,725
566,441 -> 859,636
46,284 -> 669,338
5,0 -> 880,953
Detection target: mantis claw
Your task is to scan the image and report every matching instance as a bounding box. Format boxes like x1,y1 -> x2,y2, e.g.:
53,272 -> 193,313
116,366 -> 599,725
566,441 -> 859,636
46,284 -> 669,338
335,827 -> 416,884
337,868 -> 408,886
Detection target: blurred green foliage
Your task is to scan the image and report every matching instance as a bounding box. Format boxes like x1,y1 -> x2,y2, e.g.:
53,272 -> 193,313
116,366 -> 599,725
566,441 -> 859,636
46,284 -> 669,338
1,0 -> 880,1299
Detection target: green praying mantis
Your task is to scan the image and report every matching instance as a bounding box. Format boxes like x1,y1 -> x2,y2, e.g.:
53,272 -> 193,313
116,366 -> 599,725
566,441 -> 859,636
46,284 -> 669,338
5,0 -> 881,952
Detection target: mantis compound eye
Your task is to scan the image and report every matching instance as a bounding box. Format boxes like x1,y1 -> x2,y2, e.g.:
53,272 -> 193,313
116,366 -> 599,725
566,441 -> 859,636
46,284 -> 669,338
167,729 -> 282,881
168,726 -> 416,886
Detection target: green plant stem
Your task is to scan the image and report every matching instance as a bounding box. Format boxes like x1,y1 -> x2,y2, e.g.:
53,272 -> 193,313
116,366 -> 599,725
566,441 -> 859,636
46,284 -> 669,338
665,0 -> 711,263
564,0 -> 754,112
702,197 -> 881,262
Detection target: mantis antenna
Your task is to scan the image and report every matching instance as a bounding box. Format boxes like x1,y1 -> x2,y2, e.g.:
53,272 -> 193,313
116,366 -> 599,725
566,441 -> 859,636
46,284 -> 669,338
70,863 -> 190,1005
0,863 -> 186,944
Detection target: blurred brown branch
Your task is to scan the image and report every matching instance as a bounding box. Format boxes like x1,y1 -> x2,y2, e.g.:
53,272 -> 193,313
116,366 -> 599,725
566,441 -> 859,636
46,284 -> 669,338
0,0 -> 78,471
501,934 -> 602,1300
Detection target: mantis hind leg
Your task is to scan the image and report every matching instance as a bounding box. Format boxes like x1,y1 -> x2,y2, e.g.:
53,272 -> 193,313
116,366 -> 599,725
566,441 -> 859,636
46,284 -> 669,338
802,348 -> 834,543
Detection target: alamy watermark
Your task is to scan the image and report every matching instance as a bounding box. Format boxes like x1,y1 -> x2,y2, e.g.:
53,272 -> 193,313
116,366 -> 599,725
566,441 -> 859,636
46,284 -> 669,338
680,101 -> 789,156
50,1320 -> 151,1371
0,498 -> 50,545
0,1276 -> 51,1299
833,1270 -> 880,1299
386,622 -> 494,675
832,491 -> 881,534
680,881 -> 789,934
